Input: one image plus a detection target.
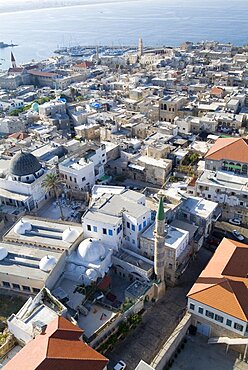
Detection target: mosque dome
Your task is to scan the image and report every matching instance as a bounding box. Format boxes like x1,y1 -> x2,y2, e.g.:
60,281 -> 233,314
77,238 -> 105,263
10,151 -> 42,177
85,268 -> 98,281
0,247 -> 8,261
14,220 -> 32,235
39,255 -> 57,272
62,227 -> 79,243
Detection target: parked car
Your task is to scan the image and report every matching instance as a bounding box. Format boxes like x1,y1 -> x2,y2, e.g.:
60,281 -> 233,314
231,230 -> 245,241
229,218 -> 241,226
114,360 -> 127,370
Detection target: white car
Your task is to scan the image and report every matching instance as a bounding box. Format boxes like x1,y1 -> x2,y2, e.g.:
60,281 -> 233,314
229,218 -> 241,226
232,230 -> 245,241
114,360 -> 127,370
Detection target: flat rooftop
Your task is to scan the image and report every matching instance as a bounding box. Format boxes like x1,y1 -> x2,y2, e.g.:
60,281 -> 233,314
198,170 -> 248,192
181,196 -> 218,219
0,242 -> 61,281
4,217 -> 83,251
141,223 -> 189,251
77,303 -> 117,339
114,249 -> 153,272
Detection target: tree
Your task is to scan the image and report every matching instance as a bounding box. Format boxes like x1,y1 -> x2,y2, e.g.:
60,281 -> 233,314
41,172 -> 64,220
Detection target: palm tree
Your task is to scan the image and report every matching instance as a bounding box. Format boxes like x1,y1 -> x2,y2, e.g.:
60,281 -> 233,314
41,172 -> 64,220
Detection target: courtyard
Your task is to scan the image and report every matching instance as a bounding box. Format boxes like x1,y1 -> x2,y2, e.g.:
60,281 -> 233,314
170,334 -> 248,370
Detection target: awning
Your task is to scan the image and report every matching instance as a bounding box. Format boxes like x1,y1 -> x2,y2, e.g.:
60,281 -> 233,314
0,188 -> 30,202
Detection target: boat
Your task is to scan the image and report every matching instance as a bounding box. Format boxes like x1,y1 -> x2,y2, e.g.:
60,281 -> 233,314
0,41 -> 17,49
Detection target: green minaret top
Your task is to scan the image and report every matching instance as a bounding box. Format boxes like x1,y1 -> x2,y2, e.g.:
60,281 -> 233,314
157,196 -> 165,221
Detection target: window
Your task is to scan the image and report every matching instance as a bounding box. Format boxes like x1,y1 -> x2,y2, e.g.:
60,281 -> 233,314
131,224 -> 135,231
103,228 -> 107,235
143,220 -> 147,228
240,202 -> 244,206
132,239 -> 135,244
93,226 -> 97,232
208,194 -> 211,199
226,319 -> 232,327
87,225 -> 91,231
205,310 -> 214,319
138,224 -> 142,231
234,323 -> 243,332
74,178 -> 77,183
108,229 -> 113,236
189,303 -> 195,311
127,222 -> 130,229
2,281 -> 10,288
33,288 -> 40,293
120,224 -> 123,231
13,283 -> 20,290
70,176 -> 72,181
23,286 -> 31,292
198,307 -> 204,315
82,177 -> 86,181
168,263 -> 172,269
214,314 -> 223,323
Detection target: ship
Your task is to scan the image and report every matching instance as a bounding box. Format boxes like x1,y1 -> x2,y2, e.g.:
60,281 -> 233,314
0,41 -> 17,49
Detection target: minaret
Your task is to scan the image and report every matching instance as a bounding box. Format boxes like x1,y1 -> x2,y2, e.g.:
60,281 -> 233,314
138,37 -> 144,57
10,52 -> 17,68
154,197 -> 166,297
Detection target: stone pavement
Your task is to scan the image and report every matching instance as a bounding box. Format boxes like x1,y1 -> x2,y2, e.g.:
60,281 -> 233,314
107,248 -> 213,370
171,334 -> 248,370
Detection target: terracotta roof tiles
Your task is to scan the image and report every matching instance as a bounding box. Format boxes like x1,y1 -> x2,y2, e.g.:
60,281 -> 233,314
187,238 -> 248,322
205,137 -> 248,163
4,316 -> 108,370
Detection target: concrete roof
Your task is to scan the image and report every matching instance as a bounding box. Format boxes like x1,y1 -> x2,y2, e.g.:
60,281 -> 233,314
0,242 -> 60,281
4,217 -> 83,251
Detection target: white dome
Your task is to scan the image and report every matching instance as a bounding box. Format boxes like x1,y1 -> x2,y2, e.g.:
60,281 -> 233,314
62,227 -> 79,243
0,247 -> 8,261
14,221 -> 32,235
77,238 -> 106,263
85,268 -> 98,281
39,255 -> 57,272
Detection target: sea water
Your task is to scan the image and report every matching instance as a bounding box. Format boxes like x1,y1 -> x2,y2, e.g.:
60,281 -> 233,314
0,0 -> 247,69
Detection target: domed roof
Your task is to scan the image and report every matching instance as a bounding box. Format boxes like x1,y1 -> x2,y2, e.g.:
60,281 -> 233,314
10,151 -> 42,177
85,268 -> 98,281
14,220 -> 32,235
39,255 -> 57,272
62,227 -> 79,243
0,247 -> 8,261
77,238 -> 105,263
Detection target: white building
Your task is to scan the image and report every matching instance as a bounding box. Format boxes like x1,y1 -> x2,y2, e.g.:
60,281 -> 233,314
140,223 -> 190,285
0,151 -> 53,212
82,190 -> 151,251
59,142 -> 106,191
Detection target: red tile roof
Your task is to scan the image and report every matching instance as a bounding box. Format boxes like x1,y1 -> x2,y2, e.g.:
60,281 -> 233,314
205,137 -> 248,163
8,132 -> 29,140
187,238 -> 248,321
28,70 -> 58,78
4,316 -> 108,370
